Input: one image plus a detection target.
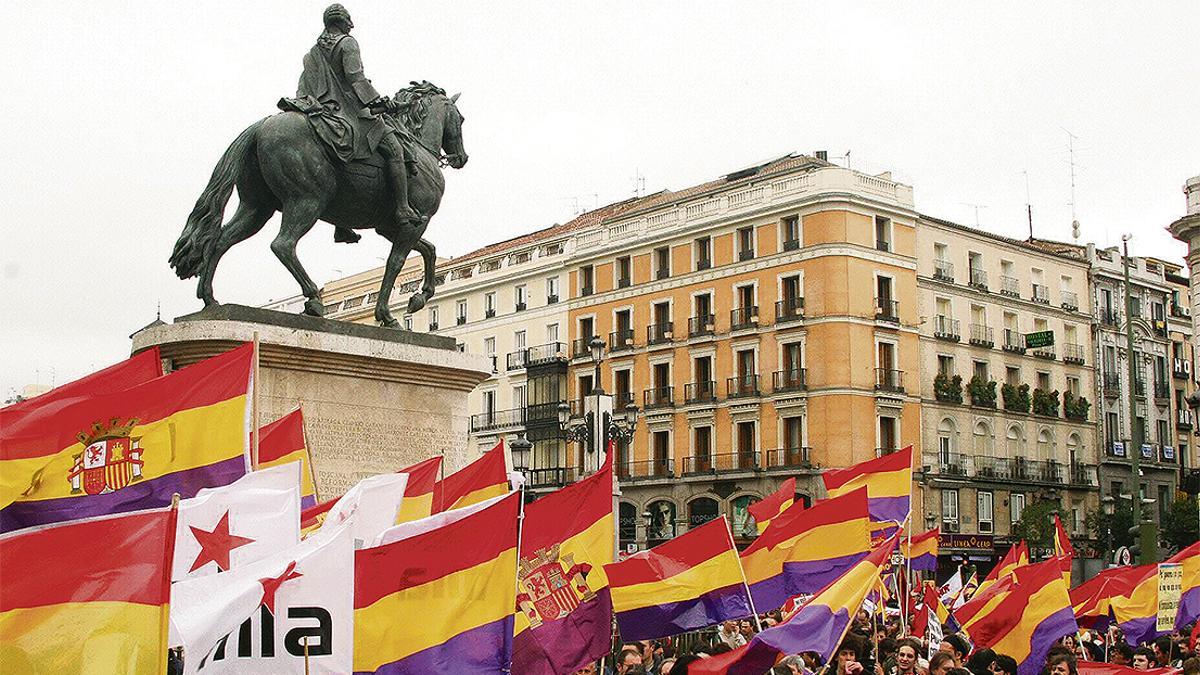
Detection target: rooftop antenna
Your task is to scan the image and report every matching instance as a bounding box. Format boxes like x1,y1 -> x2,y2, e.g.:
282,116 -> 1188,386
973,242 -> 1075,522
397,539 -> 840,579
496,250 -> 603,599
1022,170 -> 1034,240
839,150 -> 852,170
631,169 -> 646,198
1064,128 -> 1082,241
156,300 -> 161,322
960,202 -> 988,228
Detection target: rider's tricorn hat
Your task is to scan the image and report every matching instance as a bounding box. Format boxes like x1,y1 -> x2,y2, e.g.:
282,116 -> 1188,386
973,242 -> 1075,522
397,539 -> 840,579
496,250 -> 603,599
323,4 -> 351,27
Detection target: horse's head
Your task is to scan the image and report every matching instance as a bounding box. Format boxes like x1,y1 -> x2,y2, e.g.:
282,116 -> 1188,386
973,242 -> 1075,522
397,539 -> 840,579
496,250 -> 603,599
394,82 -> 468,169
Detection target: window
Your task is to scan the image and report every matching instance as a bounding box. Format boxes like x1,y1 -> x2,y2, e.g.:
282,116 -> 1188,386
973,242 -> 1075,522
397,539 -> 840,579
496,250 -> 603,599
938,354 -> 955,376
977,491 -> 994,533
1159,485 -> 1170,520
876,275 -> 896,319
513,330 -> 526,350
730,495 -> 758,539
455,299 -> 467,325
783,416 -> 804,451
546,323 -> 559,344
1158,419 -> 1171,445
878,416 -> 898,453
1011,493 -> 1026,524
1106,411 -> 1120,444
546,277 -> 560,303
646,500 -> 676,544
428,306 -> 439,330
482,389 -> 496,417
616,256 -> 632,288
484,292 -> 496,317
780,275 -> 803,318
1036,371 -> 1051,392
579,316 -> 595,340
483,337 -> 496,357
942,489 -> 959,523
974,360 -> 989,382
580,265 -> 594,295
874,215 -> 891,252
781,215 -> 800,250
688,497 -> 720,528
403,315 -> 412,331
1006,366 -> 1020,387
695,236 -> 712,270
512,384 -> 526,409
694,426 -> 713,470
654,247 -> 671,280
577,374 -> 593,403
652,431 -> 671,477
736,421 -> 757,468
619,503 -> 637,548
737,226 -> 755,260
514,285 -> 528,310
1066,376 -> 1080,396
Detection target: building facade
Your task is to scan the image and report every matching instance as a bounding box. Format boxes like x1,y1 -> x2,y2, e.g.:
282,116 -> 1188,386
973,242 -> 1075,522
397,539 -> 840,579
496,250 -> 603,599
1168,175 -> 1200,341
915,219 -> 1099,571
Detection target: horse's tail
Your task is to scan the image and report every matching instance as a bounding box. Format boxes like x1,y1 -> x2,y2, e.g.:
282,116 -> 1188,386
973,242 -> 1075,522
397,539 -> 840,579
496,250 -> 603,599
169,119 -> 264,279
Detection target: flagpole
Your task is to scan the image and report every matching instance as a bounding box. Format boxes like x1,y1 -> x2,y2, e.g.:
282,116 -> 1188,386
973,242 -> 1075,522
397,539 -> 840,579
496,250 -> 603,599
726,515 -> 763,632
251,332 -> 261,470
297,404 -> 322,503
164,494 -> 181,672
303,636 -> 311,675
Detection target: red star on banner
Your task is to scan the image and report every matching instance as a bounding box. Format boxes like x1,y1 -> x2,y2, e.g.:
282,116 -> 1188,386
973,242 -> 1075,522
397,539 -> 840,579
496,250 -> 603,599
188,511 -> 255,573
258,561 -> 303,614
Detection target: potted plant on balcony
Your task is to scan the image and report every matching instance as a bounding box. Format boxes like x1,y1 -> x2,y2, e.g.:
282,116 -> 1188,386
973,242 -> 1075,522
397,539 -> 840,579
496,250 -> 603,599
1063,391 -> 1090,421
968,375 -> 997,408
1001,382 -> 1031,413
934,372 -> 963,404
1032,388 -> 1061,417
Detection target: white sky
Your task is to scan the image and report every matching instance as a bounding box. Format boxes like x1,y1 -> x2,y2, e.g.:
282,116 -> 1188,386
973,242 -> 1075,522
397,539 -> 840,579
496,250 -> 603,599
2,1 -> 1198,397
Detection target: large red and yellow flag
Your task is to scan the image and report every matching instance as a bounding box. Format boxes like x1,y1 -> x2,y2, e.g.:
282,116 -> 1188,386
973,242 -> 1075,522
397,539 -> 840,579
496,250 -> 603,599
0,347 -> 163,425
512,453 -> 615,675
433,440 -> 508,512
395,455 -> 441,523
747,477 -> 796,535
257,408 -> 319,508
1053,514 -> 1075,587
0,506 -> 178,673
0,344 -> 253,533
822,446 -> 912,524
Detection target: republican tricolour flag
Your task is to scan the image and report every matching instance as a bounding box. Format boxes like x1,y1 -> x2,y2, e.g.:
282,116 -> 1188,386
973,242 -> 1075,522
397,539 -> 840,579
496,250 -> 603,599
0,506 -> 177,673
1070,565 -> 1148,629
0,347 -> 163,424
691,536 -> 899,675
1053,514 -> 1076,587
747,477 -> 796,535
512,452 -> 615,675
354,491 -> 520,673
434,440 -> 508,512
822,445 -> 912,525
904,527 -> 940,571
1111,540 -> 1200,644
257,409 -> 319,508
172,462 -> 301,582
957,558 -> 1077,675
1,344 -> 253,533
170,515 -> 355,674
972,540 -> 1029,601
394,455 -> 441,523
605,516 -> 752,641
739,487 -> 871,613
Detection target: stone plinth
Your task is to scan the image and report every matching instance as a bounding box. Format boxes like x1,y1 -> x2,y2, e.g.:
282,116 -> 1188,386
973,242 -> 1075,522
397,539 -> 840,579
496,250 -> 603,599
130,305 -> 490,498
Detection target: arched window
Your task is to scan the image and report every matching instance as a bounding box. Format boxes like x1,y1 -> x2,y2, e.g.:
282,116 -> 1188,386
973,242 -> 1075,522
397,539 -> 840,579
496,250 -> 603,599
937,418 -> 957,463
1037,428 -> 1054,462
1066,433 -> 1081,466
1007,424 -> 1024,458
688,497 -> 719,529
974,420 -> 994,457
646,500 -> 677,545
619,502 -> 637,550
730,495 -> 760,539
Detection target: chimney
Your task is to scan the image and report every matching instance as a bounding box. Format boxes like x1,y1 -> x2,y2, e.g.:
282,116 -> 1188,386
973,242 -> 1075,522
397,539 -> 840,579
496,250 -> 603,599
815,150 -> 828,162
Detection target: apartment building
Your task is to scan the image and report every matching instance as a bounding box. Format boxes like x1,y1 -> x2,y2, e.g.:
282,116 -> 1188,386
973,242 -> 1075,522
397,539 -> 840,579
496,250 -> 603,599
916,219 -> 1098,570
562,155 -> 921,550
1168,175 -> 1200,341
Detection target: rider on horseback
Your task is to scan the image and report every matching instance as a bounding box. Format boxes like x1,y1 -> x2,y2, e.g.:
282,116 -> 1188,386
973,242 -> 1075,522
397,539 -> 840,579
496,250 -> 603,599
297,4 -> 421,242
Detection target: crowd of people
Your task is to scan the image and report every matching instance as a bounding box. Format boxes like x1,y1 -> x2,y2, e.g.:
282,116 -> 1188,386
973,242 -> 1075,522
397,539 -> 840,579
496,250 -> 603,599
570,612 -> 1200,675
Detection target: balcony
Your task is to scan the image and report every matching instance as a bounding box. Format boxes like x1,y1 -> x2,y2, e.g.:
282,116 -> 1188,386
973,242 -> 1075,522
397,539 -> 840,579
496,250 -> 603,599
1031,344 -> 1056,360
1069,464 -> 1098,486
1160,445 -> 1177,463
1000,275 -> 1020,298
655,267 -> 670,281
682,452 -> 759,475
571,337 -> 594,359
524,342 -> 567,367
1061,291 -> 1079,312
934,316 -> 961,341
681,315 -> 713,339
526,467 -> 576,489
969,324 -> 994,348
609,329 -> 635,353
727,374 -> 762,398
1102,373 -> 1121,397
1100,308 -> 1120,327
969,268 -> 988,291
428,322 -> 438,331
934,452 -> 969,476
1062,343 -> 1086,365
1032,284 -> 1050,305
469,407 -> 526,433
730,306 -> 759,331
933,260 -> 955,282
1133,378 -> 1146,398
875,368 -> 905,394
765,446 -> 811,469
456,314 -> 467,325
772,368 -> 808,393
514,301 -> 527,312
1171,302 -> 1190,319
1179,409 -> 1195,431
506,349 -> 528,371
625,458 -> 675,481
643,386 -> 674,410
485,308 -> 496,318
875,299 -> 900,324
647,322 -> 674,346
617,276 -> 631,289
581,284 -> 594,297
684,381 -> 718,404
783,238 -> 801,252
546,294 -> 559,305
775,297 -> 805,324
1174,358 -> 1192,379
1002,329 -> 1026,353
696,257 -> 712,271
1104,442 -> 1127,459
1152,320 -> 1168,338
738,248 -> 756,262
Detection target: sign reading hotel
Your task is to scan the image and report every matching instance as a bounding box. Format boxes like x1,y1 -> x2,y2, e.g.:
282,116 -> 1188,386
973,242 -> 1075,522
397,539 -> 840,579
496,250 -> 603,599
1157,562 -> 1183,632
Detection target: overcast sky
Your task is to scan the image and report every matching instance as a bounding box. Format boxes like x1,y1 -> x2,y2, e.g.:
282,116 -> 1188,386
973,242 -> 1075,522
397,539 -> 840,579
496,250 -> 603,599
2,1 -> 1198,397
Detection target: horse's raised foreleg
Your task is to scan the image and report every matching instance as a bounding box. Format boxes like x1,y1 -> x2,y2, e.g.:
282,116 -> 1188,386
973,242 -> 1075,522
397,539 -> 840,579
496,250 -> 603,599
271,200 -> 325,316
375,223 -> 425,328
197,202 -> 275,307
407,237 -> 437,314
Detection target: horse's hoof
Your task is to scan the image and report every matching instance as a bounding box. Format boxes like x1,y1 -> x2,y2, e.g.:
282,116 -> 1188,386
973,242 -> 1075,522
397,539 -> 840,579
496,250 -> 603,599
407,295 -> 426,314
303,298 -> 324,317
202,299 -> 220,308
378,316 -> 400,329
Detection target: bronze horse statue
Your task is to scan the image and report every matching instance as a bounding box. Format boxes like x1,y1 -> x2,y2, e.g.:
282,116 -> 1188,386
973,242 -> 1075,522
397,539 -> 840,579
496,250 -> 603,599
170,81 -> 467,327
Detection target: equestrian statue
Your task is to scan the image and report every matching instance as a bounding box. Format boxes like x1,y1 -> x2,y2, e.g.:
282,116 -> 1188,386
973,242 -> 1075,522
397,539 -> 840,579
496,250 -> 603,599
170,4 -> 468,327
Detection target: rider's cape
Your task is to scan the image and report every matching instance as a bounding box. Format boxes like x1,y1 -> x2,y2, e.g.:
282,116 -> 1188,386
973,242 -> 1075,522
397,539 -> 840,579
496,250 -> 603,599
290,32 -> 387,162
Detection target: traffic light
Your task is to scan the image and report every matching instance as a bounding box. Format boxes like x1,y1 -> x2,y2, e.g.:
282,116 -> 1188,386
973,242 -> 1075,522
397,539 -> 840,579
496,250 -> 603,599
1128,522 -> 1159,564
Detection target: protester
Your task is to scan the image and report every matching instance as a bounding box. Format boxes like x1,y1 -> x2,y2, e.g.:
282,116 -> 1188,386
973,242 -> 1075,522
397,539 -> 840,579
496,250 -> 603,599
884,638 -> 923,675
716,620 -> 746,649
616,647 -> 643,674
929,652 -> 957,675
1111,643 -> 1134,667
836,634 -> 869,675
1045,650 -> 1077,675
1153,636 -> 1181,668
991,654 -> 1018,675
965,647 -> 996,675
940,635 -> 971,668
1132,647 -> 1154,670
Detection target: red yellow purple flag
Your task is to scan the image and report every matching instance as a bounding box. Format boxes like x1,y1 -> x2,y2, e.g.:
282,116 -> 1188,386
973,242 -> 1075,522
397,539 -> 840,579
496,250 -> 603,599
1053,514 -> 1075,587
972,539 -> 1029,600
0,347 -> 163,425
256,408 -> 319,508
434,440 -> 508,512
0,506 -> 177,672
822,445 -> 912,524
1070,564 -> 1147,629
748,477 -> 796,535
395,455 -> 441,523
903,527 -> 940,572
0,344 -> 253,533
512,453 -> 615,675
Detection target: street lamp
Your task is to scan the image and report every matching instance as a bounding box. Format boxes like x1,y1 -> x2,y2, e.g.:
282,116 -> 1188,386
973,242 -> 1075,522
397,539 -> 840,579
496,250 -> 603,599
510,433 -> 532,474
589,336 -> 605,394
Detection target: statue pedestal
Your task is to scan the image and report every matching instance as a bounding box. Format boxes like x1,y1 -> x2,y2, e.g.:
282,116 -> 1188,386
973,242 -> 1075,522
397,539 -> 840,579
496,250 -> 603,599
130,305 -> 490,498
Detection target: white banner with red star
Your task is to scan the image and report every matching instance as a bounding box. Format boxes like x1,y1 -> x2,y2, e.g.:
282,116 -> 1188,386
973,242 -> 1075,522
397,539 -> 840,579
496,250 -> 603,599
171,462 -> 302,582
171,516 -> 354,674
